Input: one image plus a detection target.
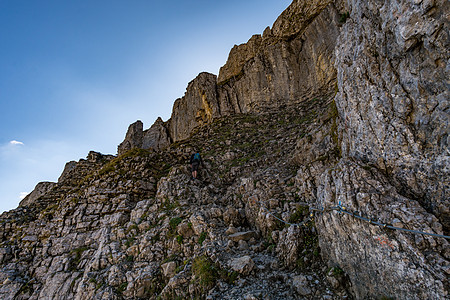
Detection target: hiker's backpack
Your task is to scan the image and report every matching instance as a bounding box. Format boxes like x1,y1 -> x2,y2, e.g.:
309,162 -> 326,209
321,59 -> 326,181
193,153 -> 201,161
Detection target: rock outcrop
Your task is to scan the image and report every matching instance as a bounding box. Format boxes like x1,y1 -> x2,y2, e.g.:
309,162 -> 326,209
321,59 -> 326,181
143,117 -> 171,151
119,0 -> 341,147
315,160 -> 448,299
18,182 -> 56,207
118,121 -> 144,155
118,119 -> 171,155
217,0 -> 340,113
1,0 -> 449,299
169,72 -> 220,142
1,98 -> 347,299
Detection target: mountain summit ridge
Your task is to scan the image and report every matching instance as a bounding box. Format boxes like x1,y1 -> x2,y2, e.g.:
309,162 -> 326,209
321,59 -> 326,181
118,1 -> 340,152
1,0 -> 448,299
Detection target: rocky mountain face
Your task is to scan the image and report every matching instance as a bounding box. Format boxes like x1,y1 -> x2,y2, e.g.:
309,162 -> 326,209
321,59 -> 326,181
118,0 -> 340,148
1,0 -> 448,299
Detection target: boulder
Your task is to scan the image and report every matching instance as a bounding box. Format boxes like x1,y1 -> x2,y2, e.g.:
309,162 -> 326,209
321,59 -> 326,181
229,256 -> 255,275
292,275 -> 312,296
161,261 -> 177,278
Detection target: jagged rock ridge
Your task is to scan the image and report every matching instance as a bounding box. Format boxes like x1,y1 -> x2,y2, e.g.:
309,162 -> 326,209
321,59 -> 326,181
118,1 -> 341,153
1,0 -> 448,299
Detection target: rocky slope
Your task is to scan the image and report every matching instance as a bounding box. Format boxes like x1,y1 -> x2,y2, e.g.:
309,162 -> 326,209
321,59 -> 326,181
1,0 -> 449,299
1,98 -> 349,299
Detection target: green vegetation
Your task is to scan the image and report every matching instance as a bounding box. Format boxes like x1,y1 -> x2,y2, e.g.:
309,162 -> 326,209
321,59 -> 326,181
99,148 -> 151,176
89,277 -> 103,291
304,226 -> 318,249
198,231 -> 207,245
79,173 -> 94,186
99,160 -> 119,176
125,236 -> 135,248
220,270 -> 239,285
96,147 -> 171,188
161,198 -> 180,213
41,203 -> 59,218
329,100 -> 342,158
329,266 -> 344,277
190,255 -> 239,296
339,12 -> 350,23
272,212 -> 287,231
169,217 -> 182,230
168,216 -> 182,238
192,256 -> 218,288
127,224 -> 139,234
175,263 -> 185,274
288,205 -> 309,223
17,280 -> 34,296
70,198 -> 81,205
151,233 -> 160,243
296,258 -> 305,270
263,234 -> 276,253
145,278 -> 164,298
313,248 -> 320,257
69,273 -> 83,291
117,282 -> 128,293
154,161 -> 172,181
362,164 -> 375,171
162,254 -> 178,264
292,110 -> 317,125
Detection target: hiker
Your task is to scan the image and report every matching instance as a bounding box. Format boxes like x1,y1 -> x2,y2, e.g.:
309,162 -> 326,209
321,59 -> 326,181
190,151 -> 203,180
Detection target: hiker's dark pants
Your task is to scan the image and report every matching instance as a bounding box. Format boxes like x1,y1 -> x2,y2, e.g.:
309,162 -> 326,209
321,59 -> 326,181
191,162 -> 200,172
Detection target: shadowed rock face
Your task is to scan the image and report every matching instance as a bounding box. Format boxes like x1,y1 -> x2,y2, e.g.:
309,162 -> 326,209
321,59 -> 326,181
312,1 -> 450,297
1,0 -> 449,299
143,117 -> 171,152
117,120 -> 144,155
314,160 -> 448,299
118,118 -> 171,155
334,0 -> 449,229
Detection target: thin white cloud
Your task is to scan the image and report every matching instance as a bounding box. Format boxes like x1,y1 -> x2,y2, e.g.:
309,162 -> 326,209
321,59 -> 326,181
19,192 -> 29,200
10,140 -> 24,146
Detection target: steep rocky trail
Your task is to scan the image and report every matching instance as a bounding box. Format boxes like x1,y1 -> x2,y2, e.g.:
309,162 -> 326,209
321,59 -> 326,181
0,96 -> 351,299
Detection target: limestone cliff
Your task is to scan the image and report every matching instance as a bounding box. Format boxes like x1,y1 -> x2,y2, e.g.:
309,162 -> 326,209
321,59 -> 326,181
314,0 -> 450,298
1,0 -> 449,299
118,119 -> 171,155
119,0 -> 340,146
169,72 -> 220,142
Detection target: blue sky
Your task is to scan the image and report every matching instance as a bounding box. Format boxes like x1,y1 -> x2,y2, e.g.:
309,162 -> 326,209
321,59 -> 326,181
0,0 -> 291,213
